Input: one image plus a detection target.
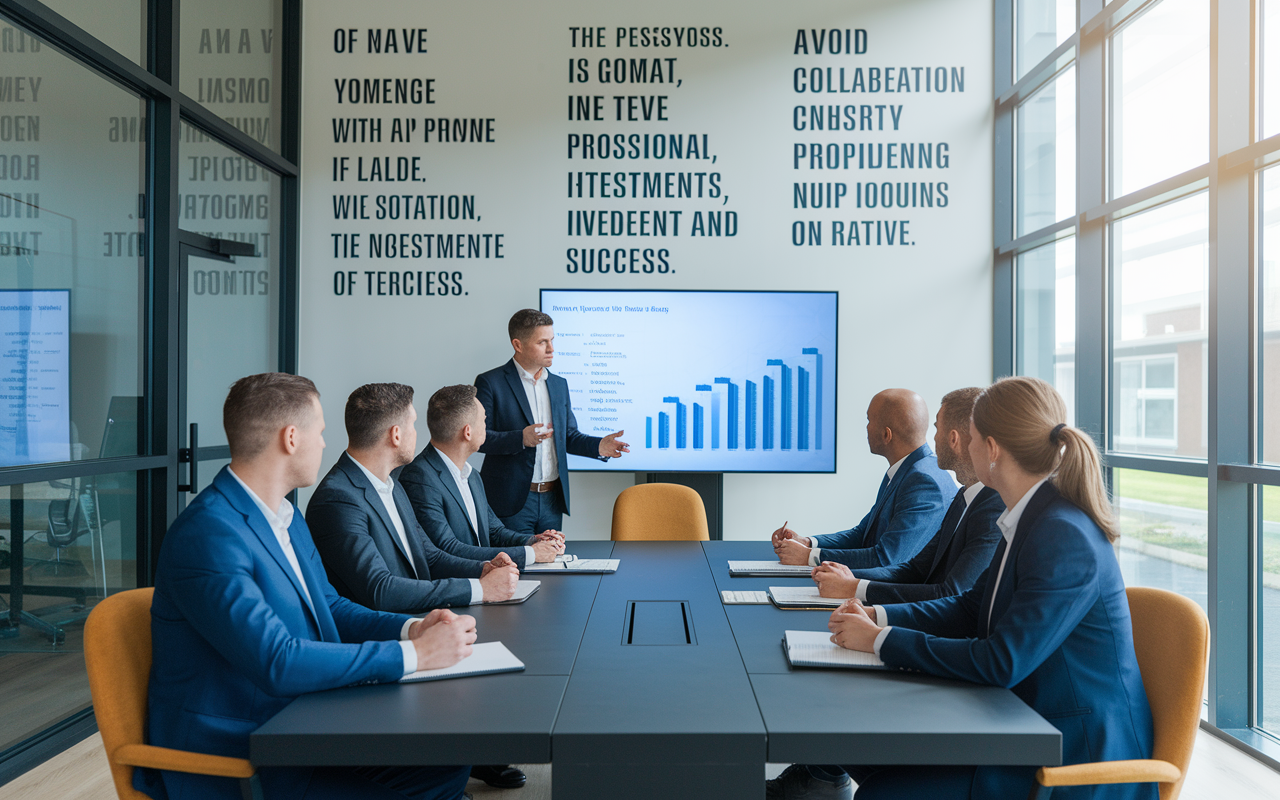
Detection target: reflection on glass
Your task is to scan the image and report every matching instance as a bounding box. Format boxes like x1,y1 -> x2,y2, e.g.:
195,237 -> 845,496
180,0 -> 284,152
179,122 -> 280,450
1017,66 -> 1075,235
0,472 -> 139,752
1260,486 -> 1280,735
1113,468 -> 1208,613
1111,193 -> 1208,457
38,1 -> 146,66
1016,0 -> 1075,79
0,18 -> 147,466
1265,1 -> 1280,141
1111,0 -> 1209,197
1016,237 -> 1076,424
1261,167 -> 1280,463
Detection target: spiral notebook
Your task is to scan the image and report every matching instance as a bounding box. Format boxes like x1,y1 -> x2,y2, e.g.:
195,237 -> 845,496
523,556 -> 620,573
782,630 -> 887,670
768,586 -> 848,609
399,641 -> 526,683
727,560 -> 814,577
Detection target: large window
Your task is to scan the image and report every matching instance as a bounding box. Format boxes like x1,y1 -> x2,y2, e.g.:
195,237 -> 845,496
998,0 -> 1280,757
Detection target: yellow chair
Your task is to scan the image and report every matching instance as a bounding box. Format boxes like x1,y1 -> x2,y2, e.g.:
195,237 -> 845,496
1027,587 -> 1210,800
611,483 -> 710,541
84,588 -> 262,800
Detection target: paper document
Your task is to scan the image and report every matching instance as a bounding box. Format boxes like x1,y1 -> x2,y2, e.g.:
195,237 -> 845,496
483,580 -> 541,604
720,590 -> 770,605
783,630 -> 886,670
524,558 -> 619,573
727,560 -> 814,576
768,586 -> 848,608
400,641 -> 525,683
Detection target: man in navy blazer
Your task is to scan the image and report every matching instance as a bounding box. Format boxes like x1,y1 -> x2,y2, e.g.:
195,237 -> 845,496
399,384 -> 566,569
773,389 -> 957,570
138,373 -> 477,800
474,308 -> 629,535
307,383 -> 521,614
811,387 -> 1004,605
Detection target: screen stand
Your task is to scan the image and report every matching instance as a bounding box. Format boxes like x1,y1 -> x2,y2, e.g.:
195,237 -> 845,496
635,473 -> 723,540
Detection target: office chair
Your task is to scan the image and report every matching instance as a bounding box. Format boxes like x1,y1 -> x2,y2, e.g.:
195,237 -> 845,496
41,475 -> 107,597
1027,587 -> 1210,800
611,483 -> 710,541
84,588 -> 262,800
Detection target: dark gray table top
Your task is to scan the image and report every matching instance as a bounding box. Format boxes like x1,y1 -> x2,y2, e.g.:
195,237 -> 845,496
252,538 -> 1061,768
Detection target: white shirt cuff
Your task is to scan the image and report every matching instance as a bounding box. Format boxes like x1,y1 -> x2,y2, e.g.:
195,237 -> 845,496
398,639 -> 418,675
855,580 -> 870,602
873,605 -> 889,627
872,626 -> 892,657
808,547 -> 822,567
524,545 -> 538,565
469,578 -> 484,604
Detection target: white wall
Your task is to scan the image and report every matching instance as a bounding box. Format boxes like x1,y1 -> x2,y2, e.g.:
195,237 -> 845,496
298,0 -> 993,538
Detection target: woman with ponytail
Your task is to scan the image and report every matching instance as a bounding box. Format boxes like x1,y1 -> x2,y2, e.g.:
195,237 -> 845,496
821,377 -> 1154,800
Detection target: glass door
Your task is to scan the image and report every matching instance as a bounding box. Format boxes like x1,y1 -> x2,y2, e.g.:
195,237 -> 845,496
177,232 -> 277,503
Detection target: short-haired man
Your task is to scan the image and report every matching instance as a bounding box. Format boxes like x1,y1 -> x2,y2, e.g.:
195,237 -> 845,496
810,387 -> 1004,604
307,383 -> 520,614
139,373 -> 476,800
772,389 -> 957,569
400,384 -> 565,570
474,309 -> 629,536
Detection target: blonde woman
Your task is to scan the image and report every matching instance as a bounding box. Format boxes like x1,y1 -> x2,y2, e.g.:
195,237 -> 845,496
820,377 -> 1154,800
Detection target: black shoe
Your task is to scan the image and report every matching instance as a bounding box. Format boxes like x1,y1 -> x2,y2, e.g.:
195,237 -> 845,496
470,764 -> 527,789
765,764 -> 852,800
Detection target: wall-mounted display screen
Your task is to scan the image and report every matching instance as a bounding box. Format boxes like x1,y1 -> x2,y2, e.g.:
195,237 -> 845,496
541,289 -> 837,473
0,289 -> 72,467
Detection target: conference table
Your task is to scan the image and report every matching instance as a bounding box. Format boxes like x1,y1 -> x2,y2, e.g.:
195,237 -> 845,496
251,540 -> 1061,799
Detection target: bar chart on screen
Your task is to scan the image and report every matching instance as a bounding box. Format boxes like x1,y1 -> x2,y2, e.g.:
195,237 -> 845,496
542,289 -> 837,473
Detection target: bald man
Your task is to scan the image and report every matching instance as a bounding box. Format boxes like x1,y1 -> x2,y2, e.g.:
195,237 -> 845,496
772,389 -> 958,570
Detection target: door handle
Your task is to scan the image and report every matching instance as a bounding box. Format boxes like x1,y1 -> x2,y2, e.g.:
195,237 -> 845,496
178,423 -> 199,493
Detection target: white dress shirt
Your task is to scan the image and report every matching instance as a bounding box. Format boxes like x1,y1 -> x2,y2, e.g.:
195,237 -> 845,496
348,454 -> 485,608
227,467 -> 420,675
854,481 -> 986,602
433,445 -> 536,566
515,360 -> 558,482
986,477 -> 1049,631
809,451 -> 912,567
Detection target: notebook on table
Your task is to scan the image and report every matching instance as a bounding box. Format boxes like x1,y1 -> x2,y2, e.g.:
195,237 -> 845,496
768,585 -> 850,610
482,580 -> 541,604
399,641 -> 526,683
523,555 -> 620,573
782,630 -> 887,671
720,590 -> 770,605
727,560 -> 814,577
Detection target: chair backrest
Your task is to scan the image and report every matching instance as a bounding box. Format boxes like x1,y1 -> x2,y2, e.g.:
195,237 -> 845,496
84,588 -> 155,800
1126,587 -> 1210,800
611,483 -> 710,541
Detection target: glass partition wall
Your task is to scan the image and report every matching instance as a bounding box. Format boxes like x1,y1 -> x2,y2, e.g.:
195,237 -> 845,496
998,0 -> 1280,762
0,0 -> 299,781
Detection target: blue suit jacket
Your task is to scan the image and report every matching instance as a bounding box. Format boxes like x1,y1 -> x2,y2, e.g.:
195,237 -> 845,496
880,482 -> 1156,800
475,359 -> 605,517
398,445 -> 535,567
136,467 -> 412,800
854,485 -> 1004,605
813,444 -> 957,569
306,453 -> 481,613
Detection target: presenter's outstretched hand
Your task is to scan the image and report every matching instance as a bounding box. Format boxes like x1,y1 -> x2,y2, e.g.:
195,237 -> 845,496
828,600 -> 880,653
522,423 -> 554,448
774,537 -> 812,566
409,609 -> 478,670
479,557 -> 520,602
531,538 -> 565,562
813,561 -> 859,599
599,430 -> 630,458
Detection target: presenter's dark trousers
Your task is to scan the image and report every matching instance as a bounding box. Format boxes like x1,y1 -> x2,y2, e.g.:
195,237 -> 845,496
302,764 -> 470,799
500,486 -> 565,535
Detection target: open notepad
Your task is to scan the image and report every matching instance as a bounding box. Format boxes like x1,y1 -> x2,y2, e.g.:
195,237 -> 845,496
482,579 -> 541,605
399,641 -> 526,683
727,560 -> 814,577
768,585 -> 849,609
523,555 -> 620,573
783,630 -> 886,671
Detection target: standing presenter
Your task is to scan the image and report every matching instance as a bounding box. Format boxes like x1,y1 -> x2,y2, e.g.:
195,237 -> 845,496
475,309 -> 630,535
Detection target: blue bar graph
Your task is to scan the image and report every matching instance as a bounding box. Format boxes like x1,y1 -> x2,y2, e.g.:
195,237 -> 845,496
646,416 -> 653,449
763,374 -> 775,450
693,403 -> 704,449
798,366 -> 810,451
658,412 -> 670,449
804,348 -> 822,449
781,364 -> 792,450
662,397 -> 686,450
714,378 -> 739,449
745,380 -> 757,450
